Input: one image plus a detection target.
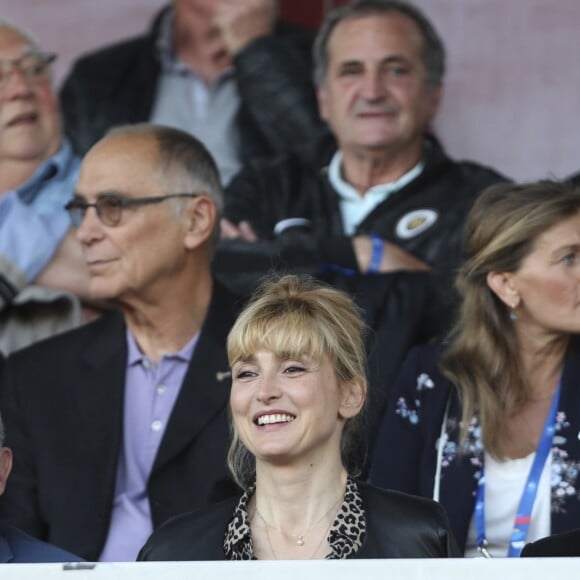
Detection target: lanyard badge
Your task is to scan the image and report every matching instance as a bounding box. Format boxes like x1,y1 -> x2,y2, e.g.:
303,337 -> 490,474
474,382 -> 561,558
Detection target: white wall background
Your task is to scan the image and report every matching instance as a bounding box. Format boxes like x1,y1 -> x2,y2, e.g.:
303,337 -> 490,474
413,0 -> 580,182
1,0 -> 579,181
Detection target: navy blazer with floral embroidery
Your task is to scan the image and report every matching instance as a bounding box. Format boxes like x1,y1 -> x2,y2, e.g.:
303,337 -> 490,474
369,337 -> 580,553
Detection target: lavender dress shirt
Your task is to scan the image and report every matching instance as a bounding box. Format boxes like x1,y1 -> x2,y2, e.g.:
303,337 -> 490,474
98,329 -> 199,561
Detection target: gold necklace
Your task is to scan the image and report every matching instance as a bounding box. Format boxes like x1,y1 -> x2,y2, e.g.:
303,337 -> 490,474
254,491 -> 343,549
258,502 -> 339,560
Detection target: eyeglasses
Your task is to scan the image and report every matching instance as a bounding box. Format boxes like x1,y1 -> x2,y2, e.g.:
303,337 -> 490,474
0,52 -> 56,89
65,193 -> 200,227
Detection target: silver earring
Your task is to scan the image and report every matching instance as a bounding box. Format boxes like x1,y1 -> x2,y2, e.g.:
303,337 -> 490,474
510,302 -> 518,320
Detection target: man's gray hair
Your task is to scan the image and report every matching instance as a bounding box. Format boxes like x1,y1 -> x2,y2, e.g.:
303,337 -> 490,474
106,123 -> 224,247
313,0 -> 446,88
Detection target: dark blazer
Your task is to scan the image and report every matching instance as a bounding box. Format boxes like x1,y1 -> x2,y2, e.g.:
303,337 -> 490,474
369,337 -> 580,553
0,283 -> 242,561
0,523 -> 82,563
139,481 -> 459,560
521,528 -> 580,557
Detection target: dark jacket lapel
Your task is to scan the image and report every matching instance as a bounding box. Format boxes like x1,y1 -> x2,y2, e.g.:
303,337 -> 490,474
438,391 -> 480,553
75,311 -> 127,494
551,334 -> 580,533
152,283 -> 241,473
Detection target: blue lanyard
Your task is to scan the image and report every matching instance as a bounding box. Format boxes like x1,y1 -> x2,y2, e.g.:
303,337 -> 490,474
474,382 -> 561,558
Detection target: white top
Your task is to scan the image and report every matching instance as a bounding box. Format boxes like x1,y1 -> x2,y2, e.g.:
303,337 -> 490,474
327,152 -> 424,235
464,451 -> 552,557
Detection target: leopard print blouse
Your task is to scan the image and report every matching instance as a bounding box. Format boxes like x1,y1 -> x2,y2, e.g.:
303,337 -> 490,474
223,477 -> 366,560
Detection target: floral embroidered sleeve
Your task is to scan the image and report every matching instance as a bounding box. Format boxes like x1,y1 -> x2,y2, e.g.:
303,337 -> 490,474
551,411 -> 580,514
369,346 -> 443,495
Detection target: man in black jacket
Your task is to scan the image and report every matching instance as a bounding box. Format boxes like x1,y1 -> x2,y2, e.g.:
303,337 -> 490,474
0,124 -> 242,561
217,0 -> 507,290
60,0 -> 324,184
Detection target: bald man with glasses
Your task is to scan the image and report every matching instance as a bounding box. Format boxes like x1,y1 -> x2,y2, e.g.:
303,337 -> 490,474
65,192 -> 201,227
0,123 -> 242,561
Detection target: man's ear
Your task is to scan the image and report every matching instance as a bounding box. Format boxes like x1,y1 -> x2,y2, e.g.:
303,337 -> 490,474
339,379 -> 366,420
0,447 -> 13,495
183,196 -> 217,250
486,270 -> 520,309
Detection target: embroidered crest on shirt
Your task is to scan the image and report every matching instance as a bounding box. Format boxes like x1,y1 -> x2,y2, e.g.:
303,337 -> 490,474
395,209 -> 438,239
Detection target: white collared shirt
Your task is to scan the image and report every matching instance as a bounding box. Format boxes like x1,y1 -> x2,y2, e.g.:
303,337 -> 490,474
328,151 -> 424,235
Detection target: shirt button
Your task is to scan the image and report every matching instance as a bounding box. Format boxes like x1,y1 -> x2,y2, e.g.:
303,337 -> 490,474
157,384 -> 167,395
151,420 -> 163,432
142,359 -> 152,369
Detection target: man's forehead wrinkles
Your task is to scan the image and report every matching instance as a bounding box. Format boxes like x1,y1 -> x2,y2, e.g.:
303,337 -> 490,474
0,42 -> 35,58
0,45 -> 27,59
0,28 -> 31,53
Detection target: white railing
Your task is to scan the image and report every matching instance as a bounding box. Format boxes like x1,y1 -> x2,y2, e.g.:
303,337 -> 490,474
1,558 -> 578,580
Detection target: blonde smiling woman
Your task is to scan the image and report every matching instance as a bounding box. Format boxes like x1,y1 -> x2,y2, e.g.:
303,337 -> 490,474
140,275 -> 458,560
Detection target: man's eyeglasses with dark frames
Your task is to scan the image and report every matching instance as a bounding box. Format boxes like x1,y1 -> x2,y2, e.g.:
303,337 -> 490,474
65,194 -> 200,227
0,52 -> 57,89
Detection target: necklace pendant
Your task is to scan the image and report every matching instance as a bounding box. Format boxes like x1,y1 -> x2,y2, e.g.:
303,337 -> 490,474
296,535 -> 305,546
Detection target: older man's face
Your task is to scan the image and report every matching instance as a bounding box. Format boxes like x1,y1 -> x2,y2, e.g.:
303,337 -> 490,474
0,27 -> 61,168
317,13 -> 441,158
73,134 -> 191,303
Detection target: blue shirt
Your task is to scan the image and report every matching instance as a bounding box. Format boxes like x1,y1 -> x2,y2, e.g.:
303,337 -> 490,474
0,140 -> 80,302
